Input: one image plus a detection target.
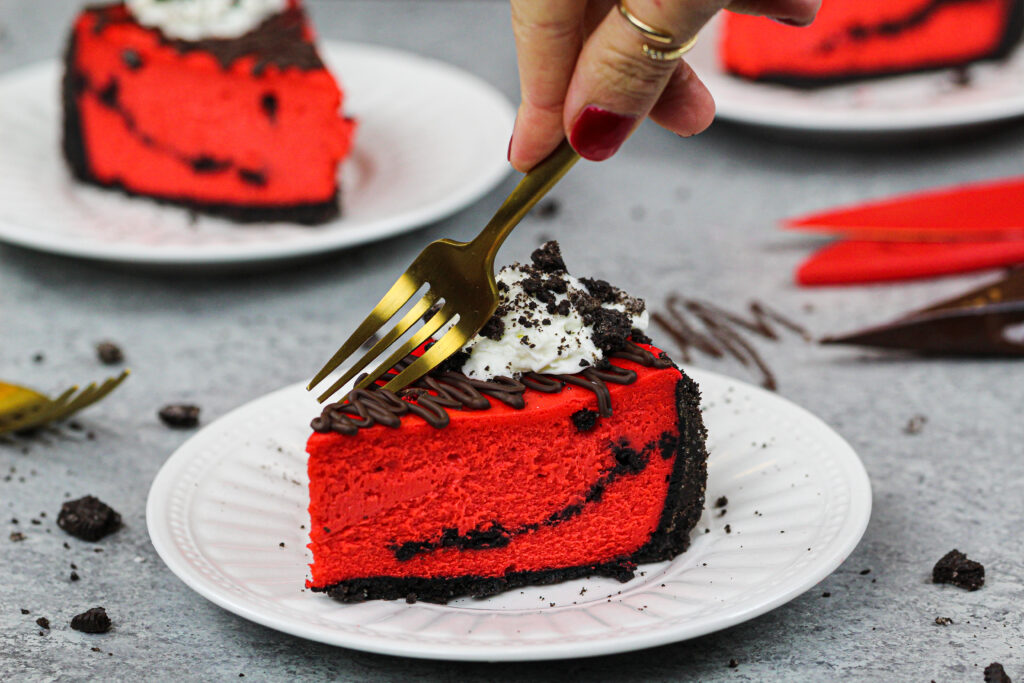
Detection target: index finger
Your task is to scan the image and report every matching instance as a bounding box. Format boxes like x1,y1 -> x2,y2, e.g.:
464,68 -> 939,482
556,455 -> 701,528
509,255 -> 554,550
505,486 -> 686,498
508,0 -> 588,172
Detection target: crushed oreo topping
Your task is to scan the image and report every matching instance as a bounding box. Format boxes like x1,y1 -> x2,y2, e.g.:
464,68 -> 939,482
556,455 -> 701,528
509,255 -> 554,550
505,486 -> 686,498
932,549 -> 984,591
530,241 -> 567,273
57,496 -> 121,542
460,241 -> 647,379
158,404 -> 200,428
70,607 -> 111,634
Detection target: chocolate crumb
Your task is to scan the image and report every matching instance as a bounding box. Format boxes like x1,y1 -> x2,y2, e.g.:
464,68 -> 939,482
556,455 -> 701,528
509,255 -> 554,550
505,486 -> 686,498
984,663 -> 1011,683
530,241 -> 567,274
9,532 -> 25,542
903,414 -> 927,435
35,617 -> 49,629
533,199 -> 560,219
278,542 -> 285,548
260,92 -> 278,123
728,659 -> 738,668
724,524 -> 732,534
96,341 -> 123,365
714,496 -> 728,508
20,608 -> 29,615
121,48 -> 143,70
32,353 -> 44,363
859,568 -> 871,575
934,616 -> 953,626
822,592 -> 831,598
158,404 -> 200,428
70,571 -> 80,582
70,607 -> 111,634
629,328 -> 652,345
238,168 -> 267,187
58,495 -> 121,542
571,409 -> 599,433
933,549 -> 984,591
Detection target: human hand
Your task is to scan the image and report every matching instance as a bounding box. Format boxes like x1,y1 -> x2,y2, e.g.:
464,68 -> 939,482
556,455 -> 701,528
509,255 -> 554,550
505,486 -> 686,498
507,0 -> 820,171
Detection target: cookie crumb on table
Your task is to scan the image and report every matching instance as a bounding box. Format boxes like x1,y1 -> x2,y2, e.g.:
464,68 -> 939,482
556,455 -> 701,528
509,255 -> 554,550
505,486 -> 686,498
933,549 -> 984,591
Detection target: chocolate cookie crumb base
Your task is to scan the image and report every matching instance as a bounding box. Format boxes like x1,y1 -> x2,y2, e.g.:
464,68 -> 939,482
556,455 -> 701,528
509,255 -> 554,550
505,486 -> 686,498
158,404 -> 200,429
933,549 -> 985,591
57,495 -> 121,542
70,607 -> 111,634
315,560 -> 638,605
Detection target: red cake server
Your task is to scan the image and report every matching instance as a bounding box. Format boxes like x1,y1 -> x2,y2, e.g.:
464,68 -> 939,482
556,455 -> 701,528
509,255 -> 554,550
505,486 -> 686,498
796,240 -> 1024,285
786,176 -> 1024,243
788,176 -> 1024,285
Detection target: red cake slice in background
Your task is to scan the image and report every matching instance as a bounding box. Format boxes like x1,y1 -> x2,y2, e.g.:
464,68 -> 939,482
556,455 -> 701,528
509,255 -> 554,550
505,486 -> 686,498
62,2 -> 355,224
720,0 -> 1024,85
306,343 -> 708,603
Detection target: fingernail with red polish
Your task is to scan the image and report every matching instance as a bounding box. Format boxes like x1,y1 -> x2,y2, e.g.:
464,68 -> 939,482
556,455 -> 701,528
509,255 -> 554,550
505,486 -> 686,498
507,136 -> 513,162
569,106 -> 635,161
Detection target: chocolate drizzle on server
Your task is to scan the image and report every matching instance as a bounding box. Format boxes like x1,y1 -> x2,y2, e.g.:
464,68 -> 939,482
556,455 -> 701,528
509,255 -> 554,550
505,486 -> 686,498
651,296 -> 811,391
310,341 -> 672,435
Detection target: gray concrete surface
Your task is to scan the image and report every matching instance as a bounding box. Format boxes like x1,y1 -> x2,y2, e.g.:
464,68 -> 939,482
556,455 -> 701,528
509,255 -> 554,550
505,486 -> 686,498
2,1 -> 1023,680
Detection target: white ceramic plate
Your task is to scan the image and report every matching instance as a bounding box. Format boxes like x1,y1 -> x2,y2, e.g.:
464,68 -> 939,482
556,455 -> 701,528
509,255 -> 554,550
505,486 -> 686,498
688,15 -> 1024,136
147,367 -> 872,662
0,42 -> 514,267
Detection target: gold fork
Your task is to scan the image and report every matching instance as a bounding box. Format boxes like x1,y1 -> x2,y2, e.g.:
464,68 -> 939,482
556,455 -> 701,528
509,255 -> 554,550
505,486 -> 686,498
309,140 -> 580,403
0,370 -> 130,435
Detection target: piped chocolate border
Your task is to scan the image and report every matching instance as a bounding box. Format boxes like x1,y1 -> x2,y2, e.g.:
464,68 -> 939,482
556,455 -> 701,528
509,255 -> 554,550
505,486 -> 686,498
309,364 -> 709,604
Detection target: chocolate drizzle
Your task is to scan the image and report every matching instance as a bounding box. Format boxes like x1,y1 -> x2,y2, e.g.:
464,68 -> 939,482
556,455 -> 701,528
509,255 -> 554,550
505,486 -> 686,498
311,341 -> 672,435
651,296 -> 811,391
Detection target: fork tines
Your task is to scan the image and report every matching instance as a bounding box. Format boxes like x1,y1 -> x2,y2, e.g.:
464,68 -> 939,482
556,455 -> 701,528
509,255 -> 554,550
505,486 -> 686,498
0,370 -> 130,435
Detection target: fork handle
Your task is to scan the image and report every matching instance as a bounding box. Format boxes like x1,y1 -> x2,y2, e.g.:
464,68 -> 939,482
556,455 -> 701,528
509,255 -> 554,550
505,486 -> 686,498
469,139 -> 580,267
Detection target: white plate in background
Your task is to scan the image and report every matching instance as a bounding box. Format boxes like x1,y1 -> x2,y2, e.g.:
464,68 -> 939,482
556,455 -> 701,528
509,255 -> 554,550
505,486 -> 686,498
689,15 -> 1024,137
0,42 -> 514,267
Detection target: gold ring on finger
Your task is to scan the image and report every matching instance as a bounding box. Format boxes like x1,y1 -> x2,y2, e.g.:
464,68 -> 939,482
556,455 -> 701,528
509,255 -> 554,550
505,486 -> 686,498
618,2 -> 699,62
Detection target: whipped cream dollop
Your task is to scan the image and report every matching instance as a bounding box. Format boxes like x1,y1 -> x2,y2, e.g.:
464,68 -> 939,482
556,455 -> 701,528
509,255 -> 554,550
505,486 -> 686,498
457,242 -> 649,381
125,0 -> 288,41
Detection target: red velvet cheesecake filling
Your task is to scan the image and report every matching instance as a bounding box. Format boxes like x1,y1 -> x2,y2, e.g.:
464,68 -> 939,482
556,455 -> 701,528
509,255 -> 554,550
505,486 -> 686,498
306,349 -> 682,588
67,5 -> 354,207
721,0 -> 1021,82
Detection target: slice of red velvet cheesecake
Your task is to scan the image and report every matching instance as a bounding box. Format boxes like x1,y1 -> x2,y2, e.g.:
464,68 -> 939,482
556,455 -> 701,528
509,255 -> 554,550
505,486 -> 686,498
720,0 -> 1024,86
62,1 -> 355,224
306,243 -> 709,603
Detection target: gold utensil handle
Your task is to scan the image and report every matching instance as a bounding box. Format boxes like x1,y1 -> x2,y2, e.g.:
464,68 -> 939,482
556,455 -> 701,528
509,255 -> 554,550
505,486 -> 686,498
469,140 -> 580,267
